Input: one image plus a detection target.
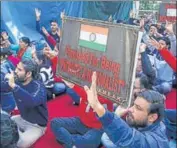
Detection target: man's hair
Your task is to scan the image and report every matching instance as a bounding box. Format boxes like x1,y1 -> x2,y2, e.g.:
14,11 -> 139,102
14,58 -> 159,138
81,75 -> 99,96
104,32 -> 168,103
158,37 -> 171,49
0,113 -> 19,148
21,58 -> 39,79
137,90 -> 165,122
36,51 -> 50,66
50,19 -> 58,24
139,74 -> 151,89
20,37 -> 30,46
150,24 -> 157,28
0,47 -> 12,57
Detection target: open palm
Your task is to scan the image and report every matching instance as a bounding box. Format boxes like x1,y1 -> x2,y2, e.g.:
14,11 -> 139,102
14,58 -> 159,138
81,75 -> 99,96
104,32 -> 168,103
84,72 -> 100,109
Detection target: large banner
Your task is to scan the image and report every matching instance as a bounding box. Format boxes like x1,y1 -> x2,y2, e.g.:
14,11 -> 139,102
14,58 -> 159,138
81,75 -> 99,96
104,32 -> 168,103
159,2 -> 177,22
57,17 -> 141,106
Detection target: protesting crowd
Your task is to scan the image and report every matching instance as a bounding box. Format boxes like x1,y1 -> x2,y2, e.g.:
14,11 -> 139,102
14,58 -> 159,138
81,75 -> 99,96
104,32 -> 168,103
0,8 -> 176,148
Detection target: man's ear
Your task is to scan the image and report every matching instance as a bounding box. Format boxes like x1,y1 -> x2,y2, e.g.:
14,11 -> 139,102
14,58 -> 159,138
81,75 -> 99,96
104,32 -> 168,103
26,71 -> 32,78
148,113 -> 158,123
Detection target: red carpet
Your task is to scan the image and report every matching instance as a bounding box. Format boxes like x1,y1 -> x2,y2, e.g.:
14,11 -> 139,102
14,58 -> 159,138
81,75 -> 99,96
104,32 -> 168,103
33,94 -> 79,148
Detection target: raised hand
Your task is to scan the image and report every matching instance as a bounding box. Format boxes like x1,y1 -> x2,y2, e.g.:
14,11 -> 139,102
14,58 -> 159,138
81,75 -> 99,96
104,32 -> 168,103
5,70 -> 16,88
139,43 -> 147,53
108,15 -> 112,22
60,10 -> 65,20
62,79 -> 75,88
84,72 -> 100,109
148,38 -> 162,50
165,20 -> 174,35
35,8 -> 41,21
31,44 -> 36,58
115,105 -> 129,117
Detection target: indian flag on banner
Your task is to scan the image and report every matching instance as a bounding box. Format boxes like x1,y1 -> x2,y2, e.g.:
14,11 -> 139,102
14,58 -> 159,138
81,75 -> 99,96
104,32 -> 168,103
79,24 -> 108,52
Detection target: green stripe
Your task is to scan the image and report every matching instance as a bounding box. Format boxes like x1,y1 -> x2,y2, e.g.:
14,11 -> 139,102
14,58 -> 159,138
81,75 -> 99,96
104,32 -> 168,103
79,40 -> 106,52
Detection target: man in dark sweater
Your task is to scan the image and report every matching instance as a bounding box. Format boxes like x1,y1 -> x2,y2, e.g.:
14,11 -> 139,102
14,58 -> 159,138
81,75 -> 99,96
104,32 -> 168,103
5,58 -> 48,148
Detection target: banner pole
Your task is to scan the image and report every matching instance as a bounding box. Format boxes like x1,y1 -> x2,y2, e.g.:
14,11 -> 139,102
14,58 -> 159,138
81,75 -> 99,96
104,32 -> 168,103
128,31 -> 143,107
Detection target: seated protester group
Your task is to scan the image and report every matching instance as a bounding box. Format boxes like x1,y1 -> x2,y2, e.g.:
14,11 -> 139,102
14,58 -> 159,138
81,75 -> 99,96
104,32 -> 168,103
0,47 -> 16,113
136,43 -> 156,89
150,37 -> 174,94
5,58 -> 48,148
0,10 -> 176,148
33,50 -> 66,100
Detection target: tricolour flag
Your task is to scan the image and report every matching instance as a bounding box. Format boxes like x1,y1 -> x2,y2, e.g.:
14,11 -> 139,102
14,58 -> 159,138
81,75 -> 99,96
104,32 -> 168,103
79,24 -> 108,52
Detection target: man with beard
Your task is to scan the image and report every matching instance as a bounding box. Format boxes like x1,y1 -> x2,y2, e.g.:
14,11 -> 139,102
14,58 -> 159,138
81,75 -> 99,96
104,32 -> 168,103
5,58 -> 48,148
84,72 -> 169,148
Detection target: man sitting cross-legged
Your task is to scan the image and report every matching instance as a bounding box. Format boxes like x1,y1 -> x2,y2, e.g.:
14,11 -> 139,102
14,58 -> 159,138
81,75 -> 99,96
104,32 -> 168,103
50,79 -> 113,148
5,58 -> 48,148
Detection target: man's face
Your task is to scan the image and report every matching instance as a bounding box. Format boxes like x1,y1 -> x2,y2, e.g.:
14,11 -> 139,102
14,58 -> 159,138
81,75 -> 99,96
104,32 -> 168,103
50,22 -> 58,32
19,40 -> 28,49
136,54 -> 142,73
149,26 -> 157,35
159,40 -> 167,49
156,23 -> 161,29
15,62 -> 28,83
126,97 -> 150,128
133,78 -> 141,97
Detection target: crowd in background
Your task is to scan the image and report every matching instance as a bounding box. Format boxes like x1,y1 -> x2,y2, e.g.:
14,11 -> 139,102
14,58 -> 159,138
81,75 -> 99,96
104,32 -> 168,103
0,8 -> 176,148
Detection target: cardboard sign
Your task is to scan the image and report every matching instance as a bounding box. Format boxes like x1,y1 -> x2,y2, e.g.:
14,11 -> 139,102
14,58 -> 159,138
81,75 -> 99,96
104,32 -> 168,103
57,17 -> 141,106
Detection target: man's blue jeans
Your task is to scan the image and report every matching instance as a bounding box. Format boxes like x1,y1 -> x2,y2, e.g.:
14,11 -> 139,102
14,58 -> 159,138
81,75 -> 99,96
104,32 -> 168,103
153,81 -> 172,94
52,82 -> 66,95
66,87 -> 80,104
47,82 -> 66,100
50,117 -> 103,148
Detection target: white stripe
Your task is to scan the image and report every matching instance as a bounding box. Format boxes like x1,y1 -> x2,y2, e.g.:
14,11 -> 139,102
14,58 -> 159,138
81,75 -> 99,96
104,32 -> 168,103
80,31 -> 107,45
167,9 -> 176,16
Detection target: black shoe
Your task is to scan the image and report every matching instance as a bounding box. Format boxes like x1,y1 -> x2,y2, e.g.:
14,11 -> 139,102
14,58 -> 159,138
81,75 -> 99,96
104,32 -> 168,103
73,102 -> 79,106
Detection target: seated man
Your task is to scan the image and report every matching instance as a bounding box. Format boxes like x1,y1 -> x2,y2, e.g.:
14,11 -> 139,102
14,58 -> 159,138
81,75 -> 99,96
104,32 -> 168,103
84,72 -> 169,148
50,83 -> 113,148
5,58 -> 48,148
102,74 -> 152,148
35,8 -> 62,49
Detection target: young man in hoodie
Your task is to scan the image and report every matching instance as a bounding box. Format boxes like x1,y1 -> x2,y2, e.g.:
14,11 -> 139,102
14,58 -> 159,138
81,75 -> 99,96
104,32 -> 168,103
5,58 -> 48,148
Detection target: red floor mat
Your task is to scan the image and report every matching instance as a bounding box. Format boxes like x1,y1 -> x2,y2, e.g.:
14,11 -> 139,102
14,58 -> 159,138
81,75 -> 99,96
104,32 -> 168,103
33,94 -> 79,148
